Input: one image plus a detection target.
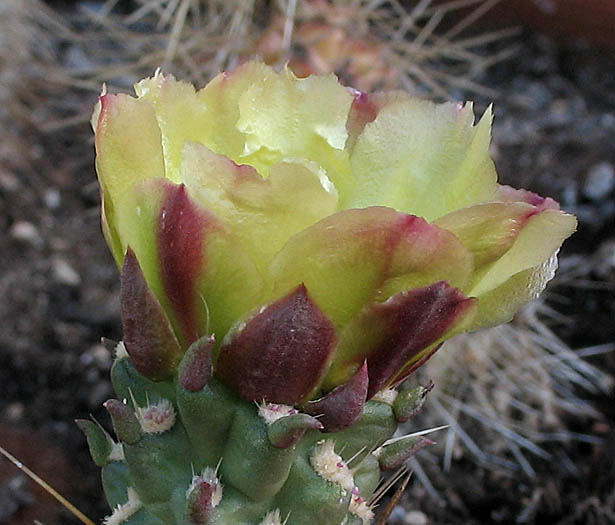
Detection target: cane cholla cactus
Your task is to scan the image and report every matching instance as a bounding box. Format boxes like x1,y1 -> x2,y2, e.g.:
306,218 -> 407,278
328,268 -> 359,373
80,62 -> 575,524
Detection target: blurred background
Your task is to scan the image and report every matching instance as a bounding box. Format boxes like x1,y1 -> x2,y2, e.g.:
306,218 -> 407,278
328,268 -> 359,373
0,1 -> 614,523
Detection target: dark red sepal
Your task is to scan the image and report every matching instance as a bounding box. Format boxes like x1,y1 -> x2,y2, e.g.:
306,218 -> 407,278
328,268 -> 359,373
120,248 -> 182,381
178,335 -> 214,392
303,361 -> 368,432
215,285 -> 337,404
366,281 -> 477,398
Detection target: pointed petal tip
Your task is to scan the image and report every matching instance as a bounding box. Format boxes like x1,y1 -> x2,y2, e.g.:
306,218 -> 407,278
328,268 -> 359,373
157,182 -> 210,345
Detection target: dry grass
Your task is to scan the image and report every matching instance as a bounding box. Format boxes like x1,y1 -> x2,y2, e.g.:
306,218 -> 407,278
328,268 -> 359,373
2,0 -> 520,128
409,287 -> 613,500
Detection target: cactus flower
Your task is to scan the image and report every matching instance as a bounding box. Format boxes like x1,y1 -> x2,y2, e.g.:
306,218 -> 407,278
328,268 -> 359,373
93,62 -> 575,402
87,62 -> 575,524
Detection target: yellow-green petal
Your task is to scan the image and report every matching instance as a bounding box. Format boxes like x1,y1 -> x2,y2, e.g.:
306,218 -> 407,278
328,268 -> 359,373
180,142 -> 338,276
344,100 -> 498,220
434,201 -> 537,269
469,209 -> 577,297
94,93 -> 165,261
470,257 -> 559,330
269,207 -> 474,329
198,62 -> 354,194
113,179 -> 264,346
134,73 -> 211,183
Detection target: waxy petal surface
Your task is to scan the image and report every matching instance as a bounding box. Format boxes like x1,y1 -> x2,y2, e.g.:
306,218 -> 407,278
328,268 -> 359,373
181,142 -> 337,274
94,93 -> 165,263
114,180 -> 263,346
469,256 -> 560,330
344,101 -> 498,220
198,62 -> 353,190
324,281 -> 477,396
134,73 -> 211,182
215,285 -> 337,404
468,209 -> 577,298
157,183 -> 211,344
435,188 -> 575,328
270,207 -> 474,329
435,201 -> 540,269
345,90 -> 410,153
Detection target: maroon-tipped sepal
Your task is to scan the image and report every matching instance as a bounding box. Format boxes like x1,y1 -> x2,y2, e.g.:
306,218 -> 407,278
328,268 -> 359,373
103,399 -> 142,445
179,335 -> 215,392
215,285 -> 337,404
303,361 -> 369,433
268,413 -> 324,449
120,248 -> 183,381
363,281 -> 477,398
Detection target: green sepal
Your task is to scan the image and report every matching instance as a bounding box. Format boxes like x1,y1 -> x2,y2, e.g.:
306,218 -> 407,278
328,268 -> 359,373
112,356 -> 176,406
220,404 -> 310,502
392,381 -> 434,423
100,465 -> 166,523
208,486 -> 270,525
121,507 -> 166,525
123,420 -> 192,515
376,435 -> 434,471
101,460 -> 132,509
329,401 -> 397,463
274,447 -> 351,525
351,453 -> 381,499
176,376 -> 239,468
76,419 -> 112,466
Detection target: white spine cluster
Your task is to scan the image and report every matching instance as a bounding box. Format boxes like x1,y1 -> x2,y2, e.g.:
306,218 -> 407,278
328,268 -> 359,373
310,440 -> 355,492
186,467 -> 223,508
108,440 -> 125,462
135,398 -> 176,434
258,402 -> 298,425
348,487 -> 375,524
114,341 -> 129,360
259,509 -> 284,525
103,487 -> 142,525
371,388 -> 398,405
